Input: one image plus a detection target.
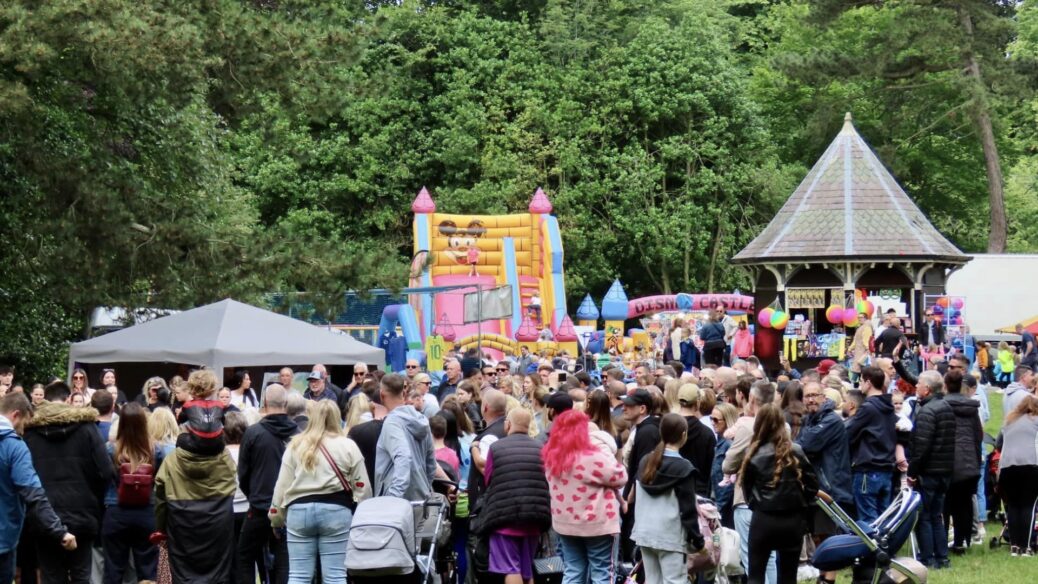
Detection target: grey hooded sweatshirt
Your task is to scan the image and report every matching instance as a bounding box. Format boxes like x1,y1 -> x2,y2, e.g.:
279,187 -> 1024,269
1003,382 -> 1032,424
374,405 -> 438,500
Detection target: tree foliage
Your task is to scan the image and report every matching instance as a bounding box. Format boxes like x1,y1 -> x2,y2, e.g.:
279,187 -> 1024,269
1,0 -> 1035,381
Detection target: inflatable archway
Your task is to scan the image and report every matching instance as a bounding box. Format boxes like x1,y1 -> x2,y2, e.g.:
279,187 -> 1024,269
626,293 -> 754,319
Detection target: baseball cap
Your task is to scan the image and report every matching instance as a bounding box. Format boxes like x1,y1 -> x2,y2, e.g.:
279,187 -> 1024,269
545,391 -> 573,413
307,371 -> 324,381
677,383 -> 700,406
413,373 -> 432,384
621,388 -> 653,408
817,359 -> 837,376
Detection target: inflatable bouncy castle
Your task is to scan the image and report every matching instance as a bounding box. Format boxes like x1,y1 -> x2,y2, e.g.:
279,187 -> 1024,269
409,187 -> 569,348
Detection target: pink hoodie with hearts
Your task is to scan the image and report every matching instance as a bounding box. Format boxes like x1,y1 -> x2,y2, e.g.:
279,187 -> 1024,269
547,445 -> 628,537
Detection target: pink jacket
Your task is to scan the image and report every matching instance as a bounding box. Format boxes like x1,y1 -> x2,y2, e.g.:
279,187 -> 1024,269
547,447 -> 627,537
733,329 -> 754,359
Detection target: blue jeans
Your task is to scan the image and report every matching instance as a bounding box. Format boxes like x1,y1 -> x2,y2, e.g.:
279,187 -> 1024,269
915,475 -> 951,566
557,533 -> 616,584
0,549 -> 15,584
853,470 -> 892,525
734,505 -> 776,584
286,502 -> 352,584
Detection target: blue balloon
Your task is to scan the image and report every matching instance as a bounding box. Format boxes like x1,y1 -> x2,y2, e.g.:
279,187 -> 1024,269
676,293 -> 693,311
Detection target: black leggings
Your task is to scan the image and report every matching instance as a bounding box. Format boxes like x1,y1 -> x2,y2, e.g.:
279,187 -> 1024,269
944,478 -> 977,547
1000,466 -> 1038,549
748,509 -> 805,584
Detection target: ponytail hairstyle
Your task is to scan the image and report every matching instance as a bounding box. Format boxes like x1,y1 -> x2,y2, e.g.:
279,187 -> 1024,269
738,403 -> 801,488
640,413 -> 688,484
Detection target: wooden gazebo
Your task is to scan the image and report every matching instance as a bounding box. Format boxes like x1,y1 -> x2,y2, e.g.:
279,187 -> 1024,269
732,113 -> 971,363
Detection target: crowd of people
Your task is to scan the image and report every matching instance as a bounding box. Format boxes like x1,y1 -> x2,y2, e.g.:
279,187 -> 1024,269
0,305 -> 1036,584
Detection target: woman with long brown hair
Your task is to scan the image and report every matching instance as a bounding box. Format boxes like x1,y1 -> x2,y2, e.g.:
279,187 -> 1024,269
585,389 -> 620,450
739,404 -> 818,584
630,413 -> 704,583
103,402 -> 165,584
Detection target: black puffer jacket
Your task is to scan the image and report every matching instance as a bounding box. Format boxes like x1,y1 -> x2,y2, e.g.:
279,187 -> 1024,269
743,443 -> 818,514
476,434 -> 551,534
945,393 -> 983,483
909,394 -> 956,478
23,402 -> 111,538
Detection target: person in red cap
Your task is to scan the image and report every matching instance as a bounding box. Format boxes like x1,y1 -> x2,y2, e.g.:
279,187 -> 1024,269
817,359 -> 837,378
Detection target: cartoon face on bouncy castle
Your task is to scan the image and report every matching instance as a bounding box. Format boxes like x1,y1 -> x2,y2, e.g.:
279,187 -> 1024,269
437,220 -> 486,264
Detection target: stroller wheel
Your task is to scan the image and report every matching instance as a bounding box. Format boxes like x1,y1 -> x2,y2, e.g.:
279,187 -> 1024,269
990,536 -> 1000,549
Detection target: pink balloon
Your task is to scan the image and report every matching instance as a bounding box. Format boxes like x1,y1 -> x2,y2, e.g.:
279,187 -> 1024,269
842,308 -> 858,326
757,308 -> 775,328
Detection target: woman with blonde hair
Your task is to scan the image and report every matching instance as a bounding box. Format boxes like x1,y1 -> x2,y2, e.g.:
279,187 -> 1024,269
271,400 -> 371,584
663,378 -> 682,414
344,392 -> 372,431
147,407 -> 180,451
137,376 -> 171,412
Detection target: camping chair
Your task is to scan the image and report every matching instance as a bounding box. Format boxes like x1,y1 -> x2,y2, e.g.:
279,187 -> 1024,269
812,488 -> 925,584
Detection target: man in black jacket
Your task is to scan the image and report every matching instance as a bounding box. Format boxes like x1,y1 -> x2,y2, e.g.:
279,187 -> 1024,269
477,408 -> 552,583
844,366 -> 897,525
942,370 -> 983,554
23,381 -> 110,584
620,388 -> 660,560
236,385 -> 298,584
909,370 -> 956,569
676,384 -> 715,498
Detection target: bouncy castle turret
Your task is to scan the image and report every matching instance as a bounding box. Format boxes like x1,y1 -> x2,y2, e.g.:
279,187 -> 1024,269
601,280 -> 629,335
515,314 -> 541,353
576,294 -> 600,328
555,314 -> 579,356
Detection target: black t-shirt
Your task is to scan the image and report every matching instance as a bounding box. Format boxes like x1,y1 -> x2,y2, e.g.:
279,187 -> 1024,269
348,419 -> 384,486
876,327 -> 903,356
679,416 -> 717,498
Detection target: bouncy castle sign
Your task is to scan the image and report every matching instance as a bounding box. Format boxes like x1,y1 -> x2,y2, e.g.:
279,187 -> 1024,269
626,293 -> 754,319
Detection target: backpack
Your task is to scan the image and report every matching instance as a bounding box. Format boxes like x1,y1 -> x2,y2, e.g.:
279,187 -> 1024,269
117,462 -> 155,507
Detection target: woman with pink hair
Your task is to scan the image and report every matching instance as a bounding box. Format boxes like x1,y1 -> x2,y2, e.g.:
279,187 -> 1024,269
543,410 -> 627,584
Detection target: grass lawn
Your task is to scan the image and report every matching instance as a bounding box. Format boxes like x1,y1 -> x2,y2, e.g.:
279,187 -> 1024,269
827,390 -> 1032,583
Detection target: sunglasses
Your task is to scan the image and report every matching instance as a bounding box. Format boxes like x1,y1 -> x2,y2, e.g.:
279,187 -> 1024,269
496,368 -> 509,372
925,313 -> 933,317
486,371 -> 497,376
711,417 -> 723,422
406,365 -> 419,369
72,375 -> 85,380
353,372 -> 365,377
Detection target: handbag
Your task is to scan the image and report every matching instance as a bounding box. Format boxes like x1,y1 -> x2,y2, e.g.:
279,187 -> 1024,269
318,443 -> 357,510
532,531 -> 564,583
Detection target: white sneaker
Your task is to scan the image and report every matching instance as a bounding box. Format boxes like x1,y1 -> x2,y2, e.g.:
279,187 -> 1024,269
1011,545 -> 1021,557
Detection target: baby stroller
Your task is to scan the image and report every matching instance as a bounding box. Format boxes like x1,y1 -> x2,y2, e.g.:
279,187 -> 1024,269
812,488 -> 926,584
346,488 -> 454,583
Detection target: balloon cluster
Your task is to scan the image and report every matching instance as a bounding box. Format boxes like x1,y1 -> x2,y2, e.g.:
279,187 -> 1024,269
932,297 -> 966,326
825,305 -> 859,327
757,307 -> 789,330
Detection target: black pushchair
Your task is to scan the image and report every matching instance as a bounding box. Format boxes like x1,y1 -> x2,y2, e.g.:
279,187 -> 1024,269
812,488 -> 926,584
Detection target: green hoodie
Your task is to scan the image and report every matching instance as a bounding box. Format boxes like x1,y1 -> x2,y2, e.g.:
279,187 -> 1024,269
154,447 -> 236,533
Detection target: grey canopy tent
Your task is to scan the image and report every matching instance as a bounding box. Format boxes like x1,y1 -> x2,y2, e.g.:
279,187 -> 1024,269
68,299 -> 384,387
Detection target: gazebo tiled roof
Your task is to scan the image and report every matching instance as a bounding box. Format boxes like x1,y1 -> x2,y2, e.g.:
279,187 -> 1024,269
733,113 -> 969,265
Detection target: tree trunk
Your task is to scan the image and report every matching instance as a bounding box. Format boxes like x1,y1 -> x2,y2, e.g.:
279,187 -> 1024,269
960,9 -> 1007,253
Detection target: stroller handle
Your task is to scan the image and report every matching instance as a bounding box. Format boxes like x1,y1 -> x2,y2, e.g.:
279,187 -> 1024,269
816,489 -> 834,504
